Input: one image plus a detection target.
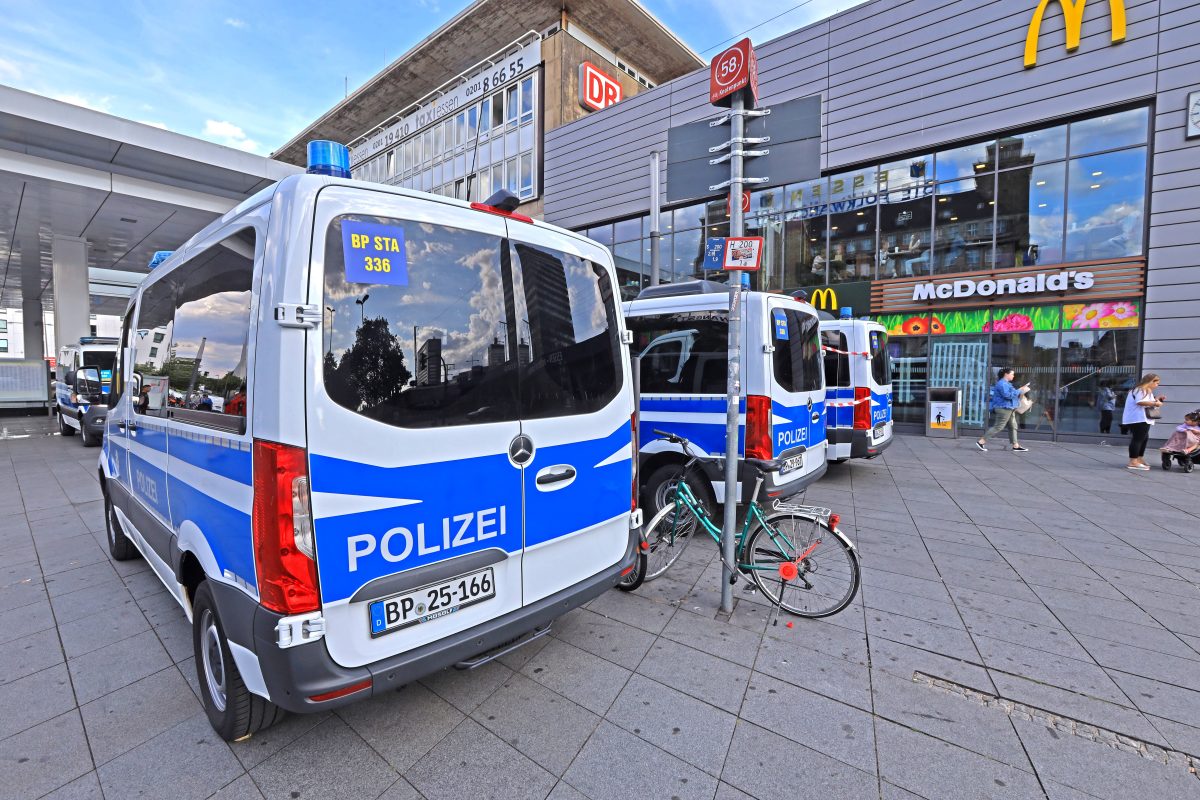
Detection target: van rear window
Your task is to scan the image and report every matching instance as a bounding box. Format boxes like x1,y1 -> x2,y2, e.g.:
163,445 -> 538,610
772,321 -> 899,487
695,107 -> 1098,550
771,308 -> 822,393
322,215 -> 620,428
627,312 -> 728,395
870,330 -> 891,386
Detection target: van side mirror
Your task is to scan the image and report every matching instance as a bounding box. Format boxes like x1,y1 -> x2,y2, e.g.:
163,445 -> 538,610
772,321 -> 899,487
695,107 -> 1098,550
76,368 -> 102,401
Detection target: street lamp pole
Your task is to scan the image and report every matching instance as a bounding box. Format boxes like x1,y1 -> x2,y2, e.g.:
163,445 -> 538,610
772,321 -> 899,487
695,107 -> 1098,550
355,293 -> 370,325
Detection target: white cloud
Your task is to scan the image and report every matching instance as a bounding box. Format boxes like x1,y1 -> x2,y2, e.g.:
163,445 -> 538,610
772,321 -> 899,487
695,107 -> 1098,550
223,18 -> 247,29
202,119 -> 261,153
0,56 -> 20,81
49,92 -> 112,112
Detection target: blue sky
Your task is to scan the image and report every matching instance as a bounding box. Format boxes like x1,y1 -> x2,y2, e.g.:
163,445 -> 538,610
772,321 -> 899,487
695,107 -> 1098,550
0,0 -> 859,155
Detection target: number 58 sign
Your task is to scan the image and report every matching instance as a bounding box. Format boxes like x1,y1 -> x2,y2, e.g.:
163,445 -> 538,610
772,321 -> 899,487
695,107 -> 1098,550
710,38 -> 758,106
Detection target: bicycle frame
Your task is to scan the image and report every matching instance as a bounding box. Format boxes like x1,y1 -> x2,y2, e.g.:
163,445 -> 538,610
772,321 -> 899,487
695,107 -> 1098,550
666,472 -> 806,576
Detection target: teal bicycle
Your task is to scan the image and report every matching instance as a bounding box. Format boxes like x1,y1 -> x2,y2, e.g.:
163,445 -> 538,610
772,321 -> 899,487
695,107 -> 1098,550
628,430 -> 860,618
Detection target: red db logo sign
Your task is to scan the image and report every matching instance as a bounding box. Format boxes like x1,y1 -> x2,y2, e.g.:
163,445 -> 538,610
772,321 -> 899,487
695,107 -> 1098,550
579,62 -> 622,112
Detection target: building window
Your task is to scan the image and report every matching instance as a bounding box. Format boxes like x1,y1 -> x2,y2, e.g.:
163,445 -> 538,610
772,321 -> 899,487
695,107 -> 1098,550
149,347 -> 158,358
0,339 -> 7,353
0,319 -> 7,332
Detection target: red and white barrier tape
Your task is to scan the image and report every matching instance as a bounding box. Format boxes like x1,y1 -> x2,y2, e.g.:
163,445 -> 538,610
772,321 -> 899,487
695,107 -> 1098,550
821,346 -> 870,357
825,396 -> 873,408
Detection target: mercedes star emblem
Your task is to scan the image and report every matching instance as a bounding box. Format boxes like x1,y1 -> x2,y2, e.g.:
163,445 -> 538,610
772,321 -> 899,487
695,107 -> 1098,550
508,434 -> 535,466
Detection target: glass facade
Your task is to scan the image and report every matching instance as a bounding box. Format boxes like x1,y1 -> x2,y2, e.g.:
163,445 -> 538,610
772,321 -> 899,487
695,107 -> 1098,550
878,301 -> 1142,437
352,73 -> 539,203
583,106 -> 1149,298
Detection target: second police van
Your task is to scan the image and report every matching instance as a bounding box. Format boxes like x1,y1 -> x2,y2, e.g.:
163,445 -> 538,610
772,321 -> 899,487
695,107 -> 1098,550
818,308 -> 894,461
99,144 -> 639,740
56,337 -> 118,446
625,281 -> 827,517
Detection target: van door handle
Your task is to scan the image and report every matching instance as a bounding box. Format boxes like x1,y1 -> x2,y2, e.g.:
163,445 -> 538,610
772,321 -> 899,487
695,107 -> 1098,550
118,420 -> 137,432
535,466 -> 576,486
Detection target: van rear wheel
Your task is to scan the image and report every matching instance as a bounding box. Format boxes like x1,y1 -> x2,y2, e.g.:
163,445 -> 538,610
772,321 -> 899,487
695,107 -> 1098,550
58,411 -> 75,436
643,463 -> 713,522
192,582 -> 285,741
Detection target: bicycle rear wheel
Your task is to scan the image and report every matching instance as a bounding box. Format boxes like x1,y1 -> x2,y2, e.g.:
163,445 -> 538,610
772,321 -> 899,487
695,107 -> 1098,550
744,511 -> 860,618
642,504 -> 694,582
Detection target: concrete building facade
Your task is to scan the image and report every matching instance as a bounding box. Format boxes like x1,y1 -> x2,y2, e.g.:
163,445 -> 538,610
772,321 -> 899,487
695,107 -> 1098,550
275,0 -> 704,218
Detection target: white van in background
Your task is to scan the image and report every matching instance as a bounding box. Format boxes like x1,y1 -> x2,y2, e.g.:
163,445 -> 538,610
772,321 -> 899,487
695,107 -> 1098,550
819,312 -> 894,461
100,163 -> 638,741
625,281 -> 828,517
56,337 -> 118,446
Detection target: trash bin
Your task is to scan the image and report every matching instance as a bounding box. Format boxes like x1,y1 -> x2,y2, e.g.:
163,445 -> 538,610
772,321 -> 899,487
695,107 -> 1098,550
926,387 -> 961,439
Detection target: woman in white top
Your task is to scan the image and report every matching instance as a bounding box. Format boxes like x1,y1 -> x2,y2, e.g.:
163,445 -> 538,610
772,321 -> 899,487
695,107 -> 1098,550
1122,373 -> 1164,471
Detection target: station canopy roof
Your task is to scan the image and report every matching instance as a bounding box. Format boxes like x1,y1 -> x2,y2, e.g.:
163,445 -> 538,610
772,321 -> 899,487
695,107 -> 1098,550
0,85 -> 299,315
273,0 -> 704,167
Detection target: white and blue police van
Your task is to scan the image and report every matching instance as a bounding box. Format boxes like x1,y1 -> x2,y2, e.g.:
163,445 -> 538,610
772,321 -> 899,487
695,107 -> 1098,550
818,308 -> 893,461
56,337 -> 118,446
624,281 -> 827,517
99,142 -> 639,741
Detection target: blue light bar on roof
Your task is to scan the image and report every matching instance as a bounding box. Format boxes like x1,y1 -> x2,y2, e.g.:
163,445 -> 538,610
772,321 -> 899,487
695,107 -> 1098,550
840,306 -> 853,318
307,140 -> 351,179
148,250 -> 173,270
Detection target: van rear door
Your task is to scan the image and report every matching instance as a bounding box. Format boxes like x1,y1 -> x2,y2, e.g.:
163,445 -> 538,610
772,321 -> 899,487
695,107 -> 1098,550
505,225 -> 632,604
306,188 -> 524,669
765,299 -> 827,469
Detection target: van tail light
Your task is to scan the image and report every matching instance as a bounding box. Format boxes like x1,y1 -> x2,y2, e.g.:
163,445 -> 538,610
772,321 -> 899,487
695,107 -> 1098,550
745,395 -> 773,461
253,440 -> 320,615
630,412 -> 638,512
853,387 -> 871,430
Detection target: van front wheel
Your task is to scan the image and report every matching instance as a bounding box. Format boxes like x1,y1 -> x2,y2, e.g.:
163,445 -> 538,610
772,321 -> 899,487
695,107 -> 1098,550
191,582 -> 285,741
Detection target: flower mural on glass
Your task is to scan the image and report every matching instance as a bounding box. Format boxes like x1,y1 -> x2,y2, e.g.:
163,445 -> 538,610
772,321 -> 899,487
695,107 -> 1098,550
982,313 -> 1033,333
1063,300 -> 1139,330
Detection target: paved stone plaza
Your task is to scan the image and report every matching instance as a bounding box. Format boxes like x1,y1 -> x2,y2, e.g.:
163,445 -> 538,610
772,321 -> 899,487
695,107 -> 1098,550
2,415 -> 1198,799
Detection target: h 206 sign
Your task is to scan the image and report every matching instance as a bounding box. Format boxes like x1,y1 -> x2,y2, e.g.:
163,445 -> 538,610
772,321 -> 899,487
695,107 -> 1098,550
710,38 -> 758,106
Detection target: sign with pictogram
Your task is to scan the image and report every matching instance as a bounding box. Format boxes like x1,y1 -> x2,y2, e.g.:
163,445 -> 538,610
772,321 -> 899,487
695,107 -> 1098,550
722,237 -> 763,271
709,38 -> 758,106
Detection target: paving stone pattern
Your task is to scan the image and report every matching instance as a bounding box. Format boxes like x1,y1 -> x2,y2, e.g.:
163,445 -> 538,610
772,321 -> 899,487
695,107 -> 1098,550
2,415 -> 1199,799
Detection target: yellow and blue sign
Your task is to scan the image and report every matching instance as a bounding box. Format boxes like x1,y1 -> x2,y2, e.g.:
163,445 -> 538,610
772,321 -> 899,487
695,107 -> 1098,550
343,221 -> 409,286
772,309 -> 789,340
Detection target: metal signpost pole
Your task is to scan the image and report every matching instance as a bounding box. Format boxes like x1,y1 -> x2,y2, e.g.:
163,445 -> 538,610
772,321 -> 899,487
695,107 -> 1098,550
719,92 -> 746,614
650,151 -> 662,285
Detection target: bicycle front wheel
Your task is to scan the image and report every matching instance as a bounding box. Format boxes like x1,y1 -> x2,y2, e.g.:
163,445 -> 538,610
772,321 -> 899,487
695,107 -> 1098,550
744,512 -> 860,618
642,504 -> 694,582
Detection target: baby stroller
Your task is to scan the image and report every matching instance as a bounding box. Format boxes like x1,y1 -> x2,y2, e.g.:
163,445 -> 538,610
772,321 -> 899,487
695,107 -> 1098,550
1160,411 -> 1200,473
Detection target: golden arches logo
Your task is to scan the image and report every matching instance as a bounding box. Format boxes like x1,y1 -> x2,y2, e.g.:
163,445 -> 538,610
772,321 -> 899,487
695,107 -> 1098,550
810,287 -> 838,310
1025,0 -> 1126,67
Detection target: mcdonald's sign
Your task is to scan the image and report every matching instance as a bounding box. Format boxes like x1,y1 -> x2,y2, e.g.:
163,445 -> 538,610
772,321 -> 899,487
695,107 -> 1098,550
809,287 -> 839,311
805,281 -> 872,317
1024,0 -> 1126,68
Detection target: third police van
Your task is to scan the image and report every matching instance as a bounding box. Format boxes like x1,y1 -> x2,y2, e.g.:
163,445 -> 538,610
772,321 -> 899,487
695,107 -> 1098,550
56,337 -> 118,446
818,308 -> 894,461
99,143 -> 638,741
625,281 -> 827,517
